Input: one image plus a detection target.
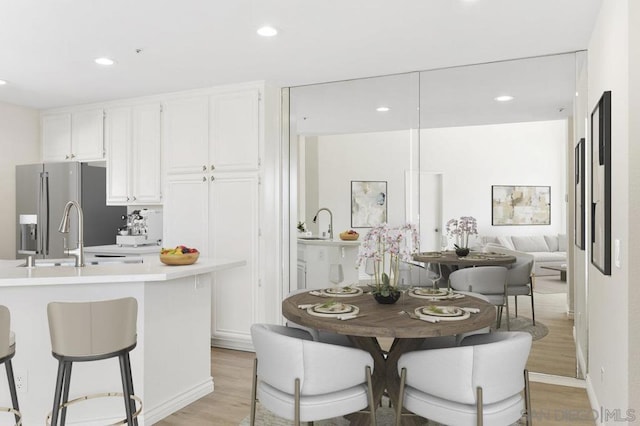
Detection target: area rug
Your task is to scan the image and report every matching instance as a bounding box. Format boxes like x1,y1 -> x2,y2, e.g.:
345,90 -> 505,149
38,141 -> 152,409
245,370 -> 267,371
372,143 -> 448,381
533,276 -> 567,294
492,316 -> 549,341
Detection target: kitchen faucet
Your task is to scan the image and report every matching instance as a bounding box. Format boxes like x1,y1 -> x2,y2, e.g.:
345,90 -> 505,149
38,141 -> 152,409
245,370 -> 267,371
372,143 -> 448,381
312,208 -> 333,240
58,200 -> 85,267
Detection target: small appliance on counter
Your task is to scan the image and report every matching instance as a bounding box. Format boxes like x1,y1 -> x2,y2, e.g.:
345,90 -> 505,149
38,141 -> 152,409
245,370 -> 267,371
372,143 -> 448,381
116,209 -> 163,247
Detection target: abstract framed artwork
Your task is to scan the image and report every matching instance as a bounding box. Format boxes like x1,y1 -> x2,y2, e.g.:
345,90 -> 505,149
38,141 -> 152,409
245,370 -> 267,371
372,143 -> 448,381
575,138 -> 586,249
491,185 -> 551,225
591,91 -> 612,275
351,181 -> 387,228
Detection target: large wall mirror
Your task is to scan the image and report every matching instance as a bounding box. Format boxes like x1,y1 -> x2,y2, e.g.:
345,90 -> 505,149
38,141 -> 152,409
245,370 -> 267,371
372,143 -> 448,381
287,52 -> 584,379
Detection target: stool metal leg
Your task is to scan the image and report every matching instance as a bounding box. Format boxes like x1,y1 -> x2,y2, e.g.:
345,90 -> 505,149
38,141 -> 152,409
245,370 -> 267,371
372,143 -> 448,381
118,354 -> 135,426
5,359 -> 20,425
60,361 -> 73,426
51,360 -> 66,426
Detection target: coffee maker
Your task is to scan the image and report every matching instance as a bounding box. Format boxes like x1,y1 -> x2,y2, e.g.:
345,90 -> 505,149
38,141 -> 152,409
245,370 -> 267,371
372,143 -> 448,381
116,209 -> 163,247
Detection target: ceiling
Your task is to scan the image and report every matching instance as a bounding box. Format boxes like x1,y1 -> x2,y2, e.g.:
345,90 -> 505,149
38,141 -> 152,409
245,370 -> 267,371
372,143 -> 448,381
0,0 -> 601,110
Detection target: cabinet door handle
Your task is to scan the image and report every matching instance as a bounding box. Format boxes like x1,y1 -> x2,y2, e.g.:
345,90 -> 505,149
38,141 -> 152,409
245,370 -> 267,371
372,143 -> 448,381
202,165 -> 207,171
211,176 -> 215,181
211,165 -> 215,171
70,154 -> 75,159
132,196 -> 137,201
202,176 -> 207,182
126,197 -> 130,201
65,155 -> 70,160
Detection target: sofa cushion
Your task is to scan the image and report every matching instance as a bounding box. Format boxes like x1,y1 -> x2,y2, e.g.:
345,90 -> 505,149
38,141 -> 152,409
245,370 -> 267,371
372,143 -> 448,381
558,234 -> 567,251
530,251 -> 566,262
544,235 -> 559,252
497,236 -> 515,250
511,236 -> 550,252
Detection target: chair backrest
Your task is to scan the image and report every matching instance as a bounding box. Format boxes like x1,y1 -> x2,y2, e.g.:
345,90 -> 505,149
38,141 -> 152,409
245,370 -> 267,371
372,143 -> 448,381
484,244 -> 534,286
48,297 -> 137,357
399,331 -> 532,405
0,305 -> 11,359
449,266 -> 507,295
251,323 -> 373,396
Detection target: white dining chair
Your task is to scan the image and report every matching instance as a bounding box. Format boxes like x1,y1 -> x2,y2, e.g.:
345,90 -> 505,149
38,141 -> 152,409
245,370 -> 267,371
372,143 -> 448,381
396,331 -> 533,426
284,289 -> 353,346
250,323 -> 376,426
449,266 -> 510,330
484,245 -> 536,325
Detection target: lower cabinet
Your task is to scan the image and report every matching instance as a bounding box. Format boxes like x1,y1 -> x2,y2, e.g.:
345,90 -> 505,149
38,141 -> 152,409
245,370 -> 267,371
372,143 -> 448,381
164,171 -> 260,350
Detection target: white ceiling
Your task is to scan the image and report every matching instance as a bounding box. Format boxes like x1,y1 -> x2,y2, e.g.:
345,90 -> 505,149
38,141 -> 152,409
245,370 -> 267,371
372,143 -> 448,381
0,0 -> 601,110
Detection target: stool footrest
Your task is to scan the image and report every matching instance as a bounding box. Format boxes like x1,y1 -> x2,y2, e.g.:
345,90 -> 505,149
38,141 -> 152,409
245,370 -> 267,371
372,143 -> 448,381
0,406 -> 22,426
46,392 -> 142,426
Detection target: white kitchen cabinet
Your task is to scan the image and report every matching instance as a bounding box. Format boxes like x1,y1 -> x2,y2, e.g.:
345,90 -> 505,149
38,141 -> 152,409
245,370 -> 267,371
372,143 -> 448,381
42,109 -> 104,162
297,240 -> 361,290
162,83 -> 270,351
210,89 -> 260,171
105,103 -> 162,205
163,173 -> 210,251
163,96 -> 210,175
164,89 -> 260,175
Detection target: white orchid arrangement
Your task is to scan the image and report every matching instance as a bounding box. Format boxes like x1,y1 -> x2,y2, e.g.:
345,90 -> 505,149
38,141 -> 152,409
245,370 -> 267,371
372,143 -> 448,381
356,223 -> 419,296
445,216 -> 478,249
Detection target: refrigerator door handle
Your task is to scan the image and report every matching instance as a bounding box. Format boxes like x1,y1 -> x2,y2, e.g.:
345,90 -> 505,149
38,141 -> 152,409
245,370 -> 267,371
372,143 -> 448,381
39,171 -> 51,256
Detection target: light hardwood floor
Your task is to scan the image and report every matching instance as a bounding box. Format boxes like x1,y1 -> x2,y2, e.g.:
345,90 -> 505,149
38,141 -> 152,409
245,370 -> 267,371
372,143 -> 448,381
158,277 -> 592,425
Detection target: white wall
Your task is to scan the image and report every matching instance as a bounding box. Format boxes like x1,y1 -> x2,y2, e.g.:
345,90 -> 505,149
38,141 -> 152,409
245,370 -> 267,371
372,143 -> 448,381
587,0 -> 638,419
0,102 -> 40,259
312,131 -> 413,235
304,120 -> 567,248
421,120 -> 568,241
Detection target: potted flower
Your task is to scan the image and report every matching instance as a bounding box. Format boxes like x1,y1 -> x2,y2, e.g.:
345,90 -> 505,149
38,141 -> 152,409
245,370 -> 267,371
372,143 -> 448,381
357,223 -> 419,304
445,216 -> 478,257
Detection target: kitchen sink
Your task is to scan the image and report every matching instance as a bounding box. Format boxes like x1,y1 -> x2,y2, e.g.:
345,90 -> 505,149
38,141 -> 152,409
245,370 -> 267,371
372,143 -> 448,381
20,256 -> 144,267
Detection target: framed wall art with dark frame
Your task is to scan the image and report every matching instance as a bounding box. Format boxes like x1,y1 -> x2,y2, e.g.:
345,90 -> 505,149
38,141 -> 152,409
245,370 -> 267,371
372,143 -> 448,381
575,138 -> 586,249
591,91 -> 612,275
491,185 -> 551,225
350,180 -> 387,228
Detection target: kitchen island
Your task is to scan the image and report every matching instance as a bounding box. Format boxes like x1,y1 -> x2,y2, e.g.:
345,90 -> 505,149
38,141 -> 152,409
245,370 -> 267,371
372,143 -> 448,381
0,256 -> 244,425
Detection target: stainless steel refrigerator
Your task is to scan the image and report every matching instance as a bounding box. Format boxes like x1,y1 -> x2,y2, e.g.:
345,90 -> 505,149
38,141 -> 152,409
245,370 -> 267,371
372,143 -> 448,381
16,162 -> 126,259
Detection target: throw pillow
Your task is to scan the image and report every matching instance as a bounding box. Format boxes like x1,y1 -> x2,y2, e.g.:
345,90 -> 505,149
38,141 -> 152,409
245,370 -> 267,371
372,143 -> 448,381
558,234 -> 567,251
544,235 -> 560,252
511,235 -> 550,252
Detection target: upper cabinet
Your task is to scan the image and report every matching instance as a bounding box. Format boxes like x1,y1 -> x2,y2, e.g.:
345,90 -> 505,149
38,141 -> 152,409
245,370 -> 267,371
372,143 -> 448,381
163,88 -> 260,175
42,109 -> 104,162
105,103 -> 162,205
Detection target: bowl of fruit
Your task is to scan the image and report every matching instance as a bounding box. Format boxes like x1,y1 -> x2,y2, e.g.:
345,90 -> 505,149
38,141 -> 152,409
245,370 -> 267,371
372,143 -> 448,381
339,230 -> 359,241
160,245 -> 200,265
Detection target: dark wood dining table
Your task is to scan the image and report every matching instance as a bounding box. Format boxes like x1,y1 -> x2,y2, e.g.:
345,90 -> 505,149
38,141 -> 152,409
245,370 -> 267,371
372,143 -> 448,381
282,288 -> 496,425
413,250 -> 517,266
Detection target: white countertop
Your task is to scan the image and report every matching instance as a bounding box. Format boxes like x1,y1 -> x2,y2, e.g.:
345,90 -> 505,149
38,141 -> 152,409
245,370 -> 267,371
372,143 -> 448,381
0,256 -> 245,287
297,238 -> 361,247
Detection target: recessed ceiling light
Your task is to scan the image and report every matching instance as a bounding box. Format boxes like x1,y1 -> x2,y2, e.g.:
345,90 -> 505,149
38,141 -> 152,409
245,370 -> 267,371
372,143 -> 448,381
376,106 -> 391,112
0,79 -> 7,85
95,57 -> 115,66
257,26 -> 278,37
494,95 -> 514,102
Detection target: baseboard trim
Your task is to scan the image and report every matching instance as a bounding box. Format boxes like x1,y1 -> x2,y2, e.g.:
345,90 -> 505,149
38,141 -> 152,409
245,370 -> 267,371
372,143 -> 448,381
142,378 -> 214,424
211,336 -> 254,352
529,371 -> 586,388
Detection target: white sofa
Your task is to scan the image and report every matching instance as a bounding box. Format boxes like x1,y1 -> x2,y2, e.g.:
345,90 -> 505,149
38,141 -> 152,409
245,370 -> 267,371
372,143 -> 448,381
482,234 -> 566,276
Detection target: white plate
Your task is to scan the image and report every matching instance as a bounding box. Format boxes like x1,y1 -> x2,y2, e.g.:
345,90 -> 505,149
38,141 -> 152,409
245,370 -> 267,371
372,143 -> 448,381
419,305 -> 463,317
307,303 -> 360,317
321,286 -> 364,297
408,288 -> 451,299
415,306 -> 471,322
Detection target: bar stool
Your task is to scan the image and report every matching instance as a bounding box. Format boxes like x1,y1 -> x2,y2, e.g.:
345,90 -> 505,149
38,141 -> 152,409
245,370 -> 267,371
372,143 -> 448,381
0,305 -> 21,425
46,297 -> 141,426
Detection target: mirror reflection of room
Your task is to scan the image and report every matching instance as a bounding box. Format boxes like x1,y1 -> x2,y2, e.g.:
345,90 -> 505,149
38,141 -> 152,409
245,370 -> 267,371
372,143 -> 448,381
290,52 -> 584,380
